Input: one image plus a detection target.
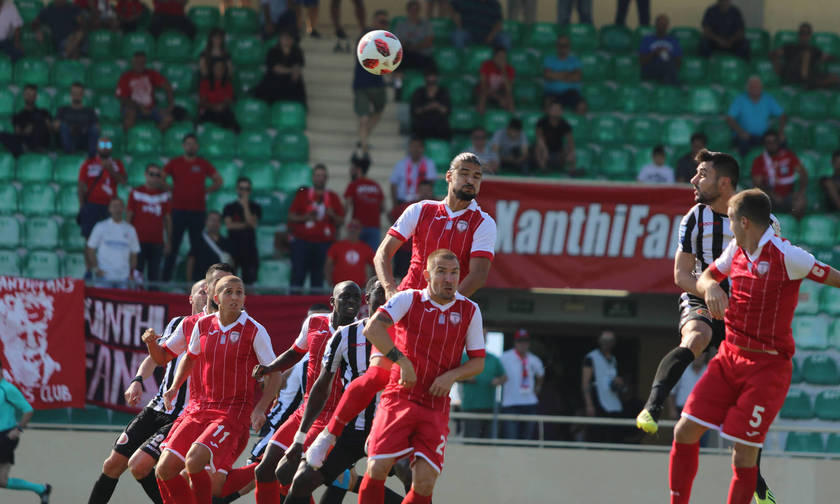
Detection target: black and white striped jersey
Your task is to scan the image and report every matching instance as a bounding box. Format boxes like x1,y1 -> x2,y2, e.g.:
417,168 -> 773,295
249,355 -> 308,461
147,316 -> 190,416
322,318 -> 377,433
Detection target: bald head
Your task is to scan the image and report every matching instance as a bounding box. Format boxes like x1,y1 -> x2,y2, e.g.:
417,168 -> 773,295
331,281 -> 362,326
747,76 -> 762,99
333,280 -> 361,298
189,280 -> 208,314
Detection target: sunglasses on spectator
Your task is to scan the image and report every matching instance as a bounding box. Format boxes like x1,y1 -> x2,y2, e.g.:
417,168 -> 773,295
98,141 -> 113,149
147,171 -> 162,177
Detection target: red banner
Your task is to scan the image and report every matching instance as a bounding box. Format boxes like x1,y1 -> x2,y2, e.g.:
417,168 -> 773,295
84,287 -> 328,412
478,179 -> 695,293
0,276 -> 86,409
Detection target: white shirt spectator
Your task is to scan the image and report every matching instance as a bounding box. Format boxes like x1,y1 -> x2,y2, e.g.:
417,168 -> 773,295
469,141 -> 498,168
0,0 -> 22,41
672,363 -> 707,409
500,349 -> 544,407
87,218 -> 141,281
390,156 -> 437,203
638,163 -> 676,184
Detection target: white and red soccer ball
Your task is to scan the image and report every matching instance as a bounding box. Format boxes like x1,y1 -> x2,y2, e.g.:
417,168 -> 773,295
357,30 -> 403,75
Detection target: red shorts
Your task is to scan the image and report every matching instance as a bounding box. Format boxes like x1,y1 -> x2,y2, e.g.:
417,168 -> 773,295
163,409 -> 250,473
268,406 -> 333,451
682,341 -> 792,447
366,396 -> 450,474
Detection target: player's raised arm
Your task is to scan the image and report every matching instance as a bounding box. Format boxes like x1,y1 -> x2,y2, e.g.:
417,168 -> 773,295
163,351 -> 194,410
674,251 -> 702,298
697,268 -> 728,320
374,234 -> 404,299
142,328 -> 172,365
457,256 -> 491,297
124,355 -> 157,407
363,310 -> 416,388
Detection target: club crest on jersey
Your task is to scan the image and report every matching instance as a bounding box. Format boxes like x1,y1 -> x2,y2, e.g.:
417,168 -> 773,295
230,331 -> 240,343
456,220 -> 468,232
754,261 -> 770,277
449,312 -> 461,325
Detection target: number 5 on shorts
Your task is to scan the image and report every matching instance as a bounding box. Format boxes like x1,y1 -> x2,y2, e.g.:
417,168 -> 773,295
749,405 -> 765,428
435,435 -> 446,455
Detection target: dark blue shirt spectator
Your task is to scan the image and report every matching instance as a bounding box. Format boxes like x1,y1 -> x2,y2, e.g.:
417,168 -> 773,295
640,14 -> 682,85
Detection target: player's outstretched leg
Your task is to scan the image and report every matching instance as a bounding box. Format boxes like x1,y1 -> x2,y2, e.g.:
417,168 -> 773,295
669,417 -> 706,504
359,456 -> 395,504
753,450 -> 776,504
184,444 -> 214,504
88,450 -> 128,503
729,443 -> 760,504
155,451 -> 191,504
254,443 -> 285,504
128,449 -> 164,504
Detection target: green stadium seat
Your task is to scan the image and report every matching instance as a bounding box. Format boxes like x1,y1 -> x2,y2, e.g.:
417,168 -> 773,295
792,356 -> 802,383
126,156 -> 155,186
60,221 -> 84,252
773,30 -> 798,50
0,56 -> 11,85
16,0 -> 42,24
508,48 -> 539,79
700,120 -> 732,151
188,6 -> 221,32
256,258 -> 290,287
24,217 -> 59,249
578,51 -> 608,82
563,113 -> 590,143
589,116 -> 624,145
685,86 -> 721,115
798,150 -> 829,182
401,71 -> 425,103
581,83 -> 613,112
234,98 -> 269,130
274,134 -> 309,163
779,120 -> 809,151
16,153 -> 51,183
429,17 -> 454,45
709,55 -> 748,87
251,193 -> 287,226
88,61 -> 124,93
793,91 -> 829,120
751,58 -> 779,88
449,107 -> 478,133
233,66 -> 263,94
611,53 -> 639,83
799,214 -> 837,247
633,25 -> 654,46
826,434 -> 840,454
433,46 -> 461,76
92,93 -> 120,123
53,154 -> 85,184
823,290 -> 840,316
20,185 -> 54,218
651,85 -> 682,114
510,79 -> 542,109
626,117 -> 662,146
424,139 -> 451,169
464,46 -> 493,74
126,123 -> 161,157
794,314 -> 829,350
773,213 -> 799,241
565,23 -> 597,52
121,30 -> 155,59
56,184 -> 79,218
224,7 -> 258,34
198,126 -> 236,158
156,31 -> 192,63
271,101 -> 306,132
597,147 -> 633,180
208,158 -> 239,190
52,59 -> 86,88
14,57 -> 49,86
796,281 -> 823,315
205,190 -> 236,213
276,162 -> 310,192
615,85 -> 649,113
0,185 -> 18,214
502,20 -> 523,46
88,29 -> 118,61
162,122 -> 194,157
599,24 -> 634,53
0,151 -> 13,180
813,32 -> 840,57
19,25 -> 49,57
574,145 -> 598,176
160,64 -> 195,95
241,161 -> 276,191
809,123 -> 840,153
670,27 -> 700,55
442,76 -> 474,107
779,389 -> 813,419
0,248 -> 19,275
662,118 -> 697,148
815,390 -> 840,420
238,129 -> 272,161
803,354 -> 840,385
61,252 -> 86,278
482,109 -> 511,134
785,432 -> 823,453
525,22 -> 558,49
745,28 -> 770,57
0,215 -> 21,247
229,35 -> 265,67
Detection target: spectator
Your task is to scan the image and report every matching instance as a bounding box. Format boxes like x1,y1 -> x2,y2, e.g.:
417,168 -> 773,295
115,0 -> 145,32
148,0 -> 195,39
542,35 -> 586,114
508,0 -> 536,25
726,75 -> 786,156
674,132 -> 707,183
461,347 -> 507,439
198,27 -> 233,79
751,129 -> 808,217
252,30 -> 307,106
500,329 -> 544,440
161,133 -> 223,281
477,46 -> 515,115
288,164 -> 345,290
637,145 -> 675,184
0,0 -> 23,61
32,0 -> 85,58
425,0 -> 449,19
353,10 -> 389,152
329,0 -> 365,43
822,151 -> 840,212
126,163 -> 171,282
390,136 -> 437,208
667,351 -> 709,421
55,82 -> 99,157
534,101 -> 575,174
185,211 -> 232,282
298,0 -> 320,38
343,150 -> 384,251
222,177 -> 262,285
615,0 -> 649,26
467,127 -> 499,174
773,22 -> 840,89
391,0 -> 434,72
261,0 -> 298,39
198,60 -> 240,133
77,0 -> 119,31
639,14 -> 681,86
491,117 -> 528,174
556,0 -> 592,26
409,66 -> 451,140
699,0 -> 749,60
325,219 -> 374,286
116,51 -> 174,131
451,0 -> 509,50
86,197 -> 140,289
12,84 -> 52,153
77,137 -> 127,238
582,330 -> 625,443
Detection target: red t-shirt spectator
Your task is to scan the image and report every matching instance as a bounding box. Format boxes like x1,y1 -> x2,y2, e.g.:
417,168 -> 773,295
479,60 -> 514,92
751,150 -> 801,198
163,156 -> 218,211
289,187 -> 345,243
327,240 -> 374,286
115,0 -> 144,20
153,0 -> 185,16
344,177 -> 384,228
116,69 -> 167,108
78,157 -> 126,205
199,79 -> 234,108
127,185 -> 171,244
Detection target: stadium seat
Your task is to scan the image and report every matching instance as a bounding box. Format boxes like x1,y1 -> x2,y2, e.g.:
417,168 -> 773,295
750,58 -> 779,88
822,290 -> 840,317
449,106 -> 478,133
156,31 -> 192,63
525,22 -> 558,49
589,116 -> 624,145
799,214 -> 837,247
779,389 -> 813,419
174,97 -> 197,121
14,57 -> 49,86
699,120 -> 732,151
271,101 -> 307,132
662,118 -> 697,148
234,98 -> 269,130
574,145 -> 598,175
401,71 -> 425,103
792,356 -> 802,383
0,87 -> 12,118
0,215 -> 21,247
615,85 -> 649,113
121,30 -> 155,59
92,93 -> 120,123
429,17 -> 454,46
599,24 -> 633,53
508,48 -> 539,79
482,109 -> 511,135
238,129 -> 272,161
162,122 -> 194,157
611,53 -> 639,83
773,30 -> 798,50
56,185 -> 80,218
251,193 -> 287,226
563,113 -> 590,143
424,139 -> 451,170
464,46 -> 493,74
188,6 -> 221,32
709,55 -> 748,88
813,32 -> 840,57
815,390 -> 840,420
224,7 -> 258,34
198,126 -> 236,158
87,60 -> 124,93
433,46 -> 461,76
126,123 -> 162,157
565,23 -> 597,52
16,153 -> 51,183
773,213 -> 799,241
206,190 -> 236,213
579,51 -> 609,83
796,281 -> 823,315
794,314 -> 829,350
241,161 -> 276,191
670,27 -> 700,55
52,59 -> 86,88
0,185 -> 18,214
785,432 -> 824,453
809,123 -> 840,152
126,156 -> 155,186
276,162 -> 311,192
625,116 -> 662,146
685,86 -> 721,115
650,86 -> 682,115
793,90 -> 829,120
745,28 -> 770,57
0,249 -> 20,276
88,29 -> 118,61
256,259 -> 290,287
160,64 -> 196,95
233,66 -> 263,94
209,158 -> 239,190
779,120 -> 810,151
229,35 -> 265,67
24,217 -> 59,249
61,252 -> 86,278
502,20 -> 523,47
581,83 -> 614,112
803,354 -> 840,385
826,434 -> 840,454
19,184 -> 55,217
273,134 -> 309,163
16,0 -> 42,23
597,147 -> 633,180
0,55 -> 10,86
0,151 -> 14,180
442,76 -> 474,107
53,154 -> 85,184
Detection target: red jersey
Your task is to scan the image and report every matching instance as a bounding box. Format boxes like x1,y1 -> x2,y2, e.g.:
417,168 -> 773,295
153,0 -> 185,15
479,60 -> 514,92
388,199 -> 497,290
115,0 -> 143,20
78,157 -> 126,205
378,289 -> 485,410
751,150 -> 801,198
709,227 -> 829,358
188,311 -> 276,421
289,187 -> 345,243
127,185 -> 170,244
199,79 -> 234,107
162,310 -> 206,413
344,177 -> 384,228
292,314 -> 345,413
116,69 -> 167,108
327,240 -> 374,286
163,156 -> 218,211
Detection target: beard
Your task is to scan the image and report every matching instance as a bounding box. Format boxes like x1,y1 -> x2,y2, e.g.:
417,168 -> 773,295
454,187 -> 476,201
694,186 -> 719,204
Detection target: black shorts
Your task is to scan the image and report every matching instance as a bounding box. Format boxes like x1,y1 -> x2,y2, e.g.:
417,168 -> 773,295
318,428 -> 367,483
0,429 -> 20,464
113,407 -> 176,460
678,293 -> 725,348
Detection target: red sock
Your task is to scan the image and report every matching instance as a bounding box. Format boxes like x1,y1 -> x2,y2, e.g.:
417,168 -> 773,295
220,462 -> 257,496
162,474 -> 195,504
402,488 -> 432,504
669,441 -> 699,504
156,478 -> 173,504
358,475 -> 386,504
327,365 -> 391,436
188,470 -> 213,504
255,480 -> 281,504
727,465 -> 758,504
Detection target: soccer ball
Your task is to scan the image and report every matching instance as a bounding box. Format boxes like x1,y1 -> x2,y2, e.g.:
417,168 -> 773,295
357,30 -> 402,75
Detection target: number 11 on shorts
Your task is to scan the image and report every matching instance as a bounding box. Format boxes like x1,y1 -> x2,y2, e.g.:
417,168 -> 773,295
211,425 -> 230,448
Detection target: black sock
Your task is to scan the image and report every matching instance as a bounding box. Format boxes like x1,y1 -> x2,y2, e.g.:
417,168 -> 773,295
645,346 -> 696,419
285,496 -> 310,504
88,474 -> 119,504
755,448 -> 769,495
224,491 -> 244,503
350,477 -> 361,493
384,487 -> 404,504
137,472 -> 163,504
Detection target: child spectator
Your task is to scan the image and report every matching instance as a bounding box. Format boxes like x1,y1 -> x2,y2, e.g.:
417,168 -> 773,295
637,145 -> 675,184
